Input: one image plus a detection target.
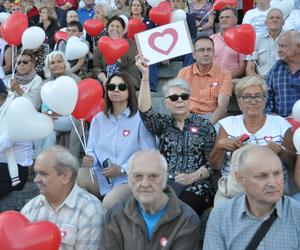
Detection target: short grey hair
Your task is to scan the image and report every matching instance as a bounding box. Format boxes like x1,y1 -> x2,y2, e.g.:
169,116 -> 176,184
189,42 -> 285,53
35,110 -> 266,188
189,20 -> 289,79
265,8 -> 284,21
235,75 -> 268,98
162,78 -> 191,97
94,3 -> 112,17
44,51 -> 71,79
280,30 -> 300,45
128,150 -> 168,188
43,145 -> 79,182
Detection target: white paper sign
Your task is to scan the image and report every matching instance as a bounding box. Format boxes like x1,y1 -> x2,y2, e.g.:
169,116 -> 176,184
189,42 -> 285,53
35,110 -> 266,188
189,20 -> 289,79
135,20 -> 193,65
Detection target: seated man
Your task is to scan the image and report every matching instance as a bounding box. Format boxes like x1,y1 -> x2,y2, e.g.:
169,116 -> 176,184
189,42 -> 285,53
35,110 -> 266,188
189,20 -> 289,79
177,36 -> 232,124
246,8 -> 285,78
204,146 -> 300,249
21,146 -> 105,249
100,150 -> 200,249
211,7 -> 246,79
266,30 -> 300,117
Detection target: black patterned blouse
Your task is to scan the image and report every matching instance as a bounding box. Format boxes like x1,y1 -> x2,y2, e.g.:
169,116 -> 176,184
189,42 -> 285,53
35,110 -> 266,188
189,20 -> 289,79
140,109 -> 216,174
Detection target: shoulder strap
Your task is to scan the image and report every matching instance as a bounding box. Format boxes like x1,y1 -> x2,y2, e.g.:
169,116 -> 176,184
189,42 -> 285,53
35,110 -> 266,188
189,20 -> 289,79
245,209 -> 277,250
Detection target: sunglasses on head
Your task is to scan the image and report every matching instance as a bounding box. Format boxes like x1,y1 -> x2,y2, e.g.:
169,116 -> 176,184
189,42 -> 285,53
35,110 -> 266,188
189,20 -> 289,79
107,83 -> 128,91
166,93 -> 190,102
17,60 -> 32,65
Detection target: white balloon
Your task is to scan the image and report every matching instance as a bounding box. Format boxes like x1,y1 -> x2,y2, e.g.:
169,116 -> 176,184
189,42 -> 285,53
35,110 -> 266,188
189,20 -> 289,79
0,12 -> 10,24
41,76 -> 78,116
22,26 -> 46,50
7,97 -> 54,141
147,0 -> 161,7
171,9 -> 187,22
292,100 -> 300,122
293,127 -> 300,154
119,15 -> 128,32
270,0 -> 294,19
65,36 -> 89,60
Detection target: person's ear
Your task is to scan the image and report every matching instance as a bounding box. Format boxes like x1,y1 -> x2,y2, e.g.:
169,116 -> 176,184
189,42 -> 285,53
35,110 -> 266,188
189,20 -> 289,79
235,171 -> 244,187
62,169 -> 73,184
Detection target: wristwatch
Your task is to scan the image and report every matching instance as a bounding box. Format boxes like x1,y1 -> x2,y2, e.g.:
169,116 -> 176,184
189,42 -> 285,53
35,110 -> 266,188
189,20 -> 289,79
120,167 -> 126,176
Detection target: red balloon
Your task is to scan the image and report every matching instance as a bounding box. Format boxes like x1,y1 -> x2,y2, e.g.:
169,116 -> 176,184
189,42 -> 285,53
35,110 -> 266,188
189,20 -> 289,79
286,117 -> 300,133
149,1 -> 172,26
213,0 -> 237,11
98,36 -> 129,64
1,12 -> 28,46
0,211 -> 61,250
86,98 -> 105,123
54,31 -> 68,43
72,78 -> 104,120
84,19 -> 105,36
224,24 -> 256,54
127,18 -> 147,41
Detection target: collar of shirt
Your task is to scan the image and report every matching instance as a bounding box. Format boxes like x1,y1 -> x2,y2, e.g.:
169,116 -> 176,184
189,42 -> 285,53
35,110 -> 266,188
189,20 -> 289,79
108,107 -> 131,119
39,183 -> 79,212
192,62 -> 219,77
238,194 -> 283,220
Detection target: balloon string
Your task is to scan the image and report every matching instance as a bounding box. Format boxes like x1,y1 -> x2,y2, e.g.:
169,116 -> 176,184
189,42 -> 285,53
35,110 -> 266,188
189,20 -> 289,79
198,9 -> 213,26
69,115 -> 87,154
80,119 -> 87,149
11,46 -> 14,77
12,48 -> 24,77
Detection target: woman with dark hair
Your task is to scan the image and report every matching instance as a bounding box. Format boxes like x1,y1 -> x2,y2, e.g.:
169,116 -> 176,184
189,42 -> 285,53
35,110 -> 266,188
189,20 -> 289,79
93,15 -> 141,89
77,71 -> 155,209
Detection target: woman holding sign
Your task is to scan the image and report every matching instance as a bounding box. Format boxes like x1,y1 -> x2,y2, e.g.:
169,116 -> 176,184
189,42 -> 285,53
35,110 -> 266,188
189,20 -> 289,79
137,55 -> 216,216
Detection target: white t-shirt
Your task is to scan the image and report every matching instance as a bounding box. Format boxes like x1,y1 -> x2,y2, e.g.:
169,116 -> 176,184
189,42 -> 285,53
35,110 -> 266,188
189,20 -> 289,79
242,8 -> 271,36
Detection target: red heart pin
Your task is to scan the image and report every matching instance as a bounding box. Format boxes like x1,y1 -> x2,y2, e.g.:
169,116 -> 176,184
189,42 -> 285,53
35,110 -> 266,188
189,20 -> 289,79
224,24 -> 256,54
213,0 -> 237,11
0,211 -> 62,250
84,19 -> 105,37
149,1 -> 172,26
127,18 -> 147,41
98,36 -> 129,64
123,130 -> 130,137
148,28 -> 178,55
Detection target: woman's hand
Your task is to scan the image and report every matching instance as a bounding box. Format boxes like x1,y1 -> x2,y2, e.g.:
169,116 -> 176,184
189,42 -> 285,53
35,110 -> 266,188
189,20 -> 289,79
110,28 -> 122,40
102,164 -> 122,178
216,137 -> 244,152
10,78 -> 24,96
83,155 -> 94,167
135,54 -> 149,76
267,142 -> 283,155
175,172 -> 196,186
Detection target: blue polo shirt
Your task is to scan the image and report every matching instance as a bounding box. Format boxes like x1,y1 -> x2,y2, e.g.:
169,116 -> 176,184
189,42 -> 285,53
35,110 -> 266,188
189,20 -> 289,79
78,7 -> 95,24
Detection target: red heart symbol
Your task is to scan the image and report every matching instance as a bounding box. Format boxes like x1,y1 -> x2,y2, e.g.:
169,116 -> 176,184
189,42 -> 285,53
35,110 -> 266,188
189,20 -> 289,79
123,130 -> 130,137
127,18 -> 147,41
98,36 -> 129,64
224,24 -> 256,54
84,19 -> 105,37
0,211 -> 61,250
54,31 -> 68,43
148,28 -> 178,55
149,1 -> 172,26
213,0 -> 237,11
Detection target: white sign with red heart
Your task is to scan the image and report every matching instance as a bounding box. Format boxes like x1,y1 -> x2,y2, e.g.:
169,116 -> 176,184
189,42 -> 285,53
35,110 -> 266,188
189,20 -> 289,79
135,20 -> 193,65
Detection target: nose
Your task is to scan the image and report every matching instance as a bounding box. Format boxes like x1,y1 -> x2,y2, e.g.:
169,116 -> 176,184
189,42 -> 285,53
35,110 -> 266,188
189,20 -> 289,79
141,176 -> 150,187
34,174 -> 41,183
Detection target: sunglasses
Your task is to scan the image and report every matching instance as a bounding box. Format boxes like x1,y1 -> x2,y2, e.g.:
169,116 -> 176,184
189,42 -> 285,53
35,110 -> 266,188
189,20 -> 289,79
17,60 -> 32,65
166,93 -> 189,102
107,83 -> 128,91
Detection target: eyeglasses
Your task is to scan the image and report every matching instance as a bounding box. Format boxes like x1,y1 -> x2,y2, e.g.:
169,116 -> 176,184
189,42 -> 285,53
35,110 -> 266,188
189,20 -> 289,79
240,95 -> 265,103
17,60 -> 32,65
106,83 -> 128,91
166,93 -> 189,102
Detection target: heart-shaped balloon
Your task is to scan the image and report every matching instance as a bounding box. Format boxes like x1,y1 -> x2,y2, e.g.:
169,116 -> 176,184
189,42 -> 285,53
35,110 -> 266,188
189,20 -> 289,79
54,31 -> 68,43
213,0 -> 237,11
1,12 -> 28,46
22,26 -> 46,50
149,1 -> 172,26
86,98 -> 105,123
98,36 -> 129,64
7,97 -> 54,141
65,36 -> 89,60
84,19 -> 105,36
127,18 -> 147,41
41,76 -> 78,116
0,211 -> 61,250
72,78 -> 104,120
171,9 -> 186,22
270,0 -> 294,19
224,24 -> 256,54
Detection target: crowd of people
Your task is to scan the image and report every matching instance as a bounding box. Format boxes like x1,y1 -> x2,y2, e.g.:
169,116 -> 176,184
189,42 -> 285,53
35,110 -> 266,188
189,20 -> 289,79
0,0 -> 300,249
